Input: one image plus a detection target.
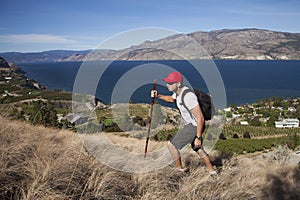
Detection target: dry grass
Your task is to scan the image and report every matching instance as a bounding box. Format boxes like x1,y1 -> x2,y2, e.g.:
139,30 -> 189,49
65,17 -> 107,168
0,116 -> 299,200
104,133 -> 167,153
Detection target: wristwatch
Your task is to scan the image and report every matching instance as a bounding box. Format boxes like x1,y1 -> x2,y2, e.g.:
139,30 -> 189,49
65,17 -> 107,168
195,135 -> 202,140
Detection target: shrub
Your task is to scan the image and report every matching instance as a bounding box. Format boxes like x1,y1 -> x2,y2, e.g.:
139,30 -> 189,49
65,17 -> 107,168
243,132 -> 251,139
152,128 -> 178,141
104,122 -> 123,132
219,133 -> 227,140
232,133 -> 239,139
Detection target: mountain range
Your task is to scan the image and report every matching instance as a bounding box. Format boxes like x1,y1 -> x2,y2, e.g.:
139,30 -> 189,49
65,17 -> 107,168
0,50 -> 92,64
1,28 -> 299,63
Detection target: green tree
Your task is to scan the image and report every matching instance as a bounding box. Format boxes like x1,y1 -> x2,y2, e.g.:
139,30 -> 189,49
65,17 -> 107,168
257,108 -> 270,117
226,111 -> 232,118
244,105 -> 254,114
266,115 -> 277,127
249,116 -> 261,126
29,100 -> 59,127
273,96 -> 284,107
230,103 -> 237,110
295,105 -> 300,119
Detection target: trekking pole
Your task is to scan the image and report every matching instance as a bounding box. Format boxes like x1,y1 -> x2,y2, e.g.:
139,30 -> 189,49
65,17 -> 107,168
144,80 -> 157,158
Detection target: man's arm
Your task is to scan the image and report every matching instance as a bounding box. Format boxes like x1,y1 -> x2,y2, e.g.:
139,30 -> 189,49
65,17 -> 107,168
151,90 -> 175,103
157,94 -> 175,103
190,105 -> 205,145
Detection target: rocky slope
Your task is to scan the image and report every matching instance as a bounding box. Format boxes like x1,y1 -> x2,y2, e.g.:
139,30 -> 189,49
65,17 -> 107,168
60,28 -> 300,61
0,56 -> 10,68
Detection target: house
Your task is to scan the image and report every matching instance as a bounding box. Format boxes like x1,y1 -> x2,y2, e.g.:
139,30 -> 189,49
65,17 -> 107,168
56,114 -> 64,122
232,113 -> 241,118
288,107 -> 297,112
65,113 -> 88,124
240,121 -> 249,125
275,118 -> 299,128
224,107 -> 231,112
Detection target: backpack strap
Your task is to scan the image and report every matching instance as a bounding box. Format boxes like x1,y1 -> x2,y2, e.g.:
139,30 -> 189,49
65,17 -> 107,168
179,88 -> 194,119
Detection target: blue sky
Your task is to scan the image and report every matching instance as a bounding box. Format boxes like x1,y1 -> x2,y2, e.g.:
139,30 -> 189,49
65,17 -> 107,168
0,0 -> 299,52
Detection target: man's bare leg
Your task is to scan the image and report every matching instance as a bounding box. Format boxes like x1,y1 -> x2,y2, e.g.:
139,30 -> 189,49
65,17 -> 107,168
197,149 -> 215,172
167,141 -> 182,168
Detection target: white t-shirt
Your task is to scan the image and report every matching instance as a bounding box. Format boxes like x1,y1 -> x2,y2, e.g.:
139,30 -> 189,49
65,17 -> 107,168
172,86 -> 198,126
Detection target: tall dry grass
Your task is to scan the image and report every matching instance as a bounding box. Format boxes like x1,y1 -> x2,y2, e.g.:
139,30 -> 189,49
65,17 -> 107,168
0,116 -> 299,199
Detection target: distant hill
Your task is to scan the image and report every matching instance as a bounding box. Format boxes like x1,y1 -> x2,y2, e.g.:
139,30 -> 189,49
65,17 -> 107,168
60,28 -> 300,61
0,50 -> 92,63
1,29 -> 300,63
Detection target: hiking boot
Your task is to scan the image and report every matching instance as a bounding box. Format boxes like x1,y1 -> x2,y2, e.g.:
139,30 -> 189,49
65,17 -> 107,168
174,168 -> 188,173
208,170 -> 218,176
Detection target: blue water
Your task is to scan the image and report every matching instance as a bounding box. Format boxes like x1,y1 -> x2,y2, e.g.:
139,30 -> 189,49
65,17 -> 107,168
19,60 -> 300,107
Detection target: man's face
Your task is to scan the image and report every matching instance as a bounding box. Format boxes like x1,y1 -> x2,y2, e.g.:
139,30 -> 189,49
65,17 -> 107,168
166,82 -> 179,92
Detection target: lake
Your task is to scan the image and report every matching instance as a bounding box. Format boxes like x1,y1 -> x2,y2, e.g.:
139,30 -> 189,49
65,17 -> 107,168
19,60 -> 300,107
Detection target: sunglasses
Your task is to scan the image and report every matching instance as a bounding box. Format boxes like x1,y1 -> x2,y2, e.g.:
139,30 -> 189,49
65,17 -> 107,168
166,82 -> 177,85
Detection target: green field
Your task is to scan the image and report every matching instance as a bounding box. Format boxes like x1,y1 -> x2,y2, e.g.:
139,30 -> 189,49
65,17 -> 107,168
223,125 -> 300,138
215,134 -> 299,154
153,126 -> 300,154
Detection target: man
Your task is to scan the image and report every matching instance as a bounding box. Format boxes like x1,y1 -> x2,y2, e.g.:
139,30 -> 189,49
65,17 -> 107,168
152,71 -> 216,174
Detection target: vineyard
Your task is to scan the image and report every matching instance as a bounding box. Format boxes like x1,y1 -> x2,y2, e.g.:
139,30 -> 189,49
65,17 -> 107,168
154,125 -> 300,141
222,125 -> 300,138
215,136 -> 299,154
153,125 -> 300,154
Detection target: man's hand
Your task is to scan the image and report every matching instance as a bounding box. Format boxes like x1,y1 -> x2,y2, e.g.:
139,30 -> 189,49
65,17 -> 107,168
151,90 -> 158,98
194,136 -> 203,148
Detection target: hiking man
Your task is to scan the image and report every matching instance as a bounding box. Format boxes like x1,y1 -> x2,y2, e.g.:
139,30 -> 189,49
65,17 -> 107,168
151,71 -> 216,174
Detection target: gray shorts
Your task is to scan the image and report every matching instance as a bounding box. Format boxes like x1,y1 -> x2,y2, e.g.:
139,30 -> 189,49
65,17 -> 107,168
170,123 -> 198,150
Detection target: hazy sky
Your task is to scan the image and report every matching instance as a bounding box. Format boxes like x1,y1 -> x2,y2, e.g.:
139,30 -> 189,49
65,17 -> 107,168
0,0 -> 299,52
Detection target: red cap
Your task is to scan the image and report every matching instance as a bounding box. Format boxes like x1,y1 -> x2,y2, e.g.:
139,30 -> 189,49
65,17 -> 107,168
162,71 -> 183,83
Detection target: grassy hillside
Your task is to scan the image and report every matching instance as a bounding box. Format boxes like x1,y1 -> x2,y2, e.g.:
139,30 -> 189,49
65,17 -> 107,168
0,116 -> 299,199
